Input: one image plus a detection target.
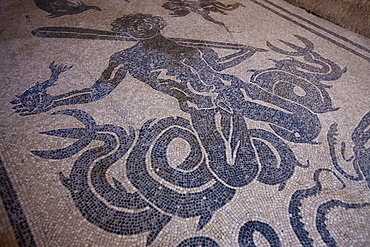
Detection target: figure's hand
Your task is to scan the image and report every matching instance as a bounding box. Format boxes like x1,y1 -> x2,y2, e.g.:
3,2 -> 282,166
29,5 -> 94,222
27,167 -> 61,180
10,87 -> 53,116
49,61 -> 73,76
10,61 -> 72,116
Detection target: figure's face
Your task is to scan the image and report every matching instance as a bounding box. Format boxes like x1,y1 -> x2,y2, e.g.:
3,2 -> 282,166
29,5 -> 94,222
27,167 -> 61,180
127,21 -> 160,39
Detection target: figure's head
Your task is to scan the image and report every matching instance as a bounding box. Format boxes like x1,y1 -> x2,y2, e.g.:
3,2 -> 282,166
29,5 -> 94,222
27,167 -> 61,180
111,14 -> 167,39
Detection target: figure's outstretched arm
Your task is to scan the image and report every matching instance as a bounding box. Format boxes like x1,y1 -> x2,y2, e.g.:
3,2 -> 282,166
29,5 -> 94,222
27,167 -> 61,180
11,61 -> 127,116
200,47 -> 263,71
50,64 -> 127,107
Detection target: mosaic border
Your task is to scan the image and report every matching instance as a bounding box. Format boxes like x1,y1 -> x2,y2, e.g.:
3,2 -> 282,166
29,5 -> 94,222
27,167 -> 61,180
0,158 -> 36,247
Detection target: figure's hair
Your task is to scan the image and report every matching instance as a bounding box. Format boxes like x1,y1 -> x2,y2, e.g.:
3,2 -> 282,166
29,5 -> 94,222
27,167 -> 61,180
111,14 -> 167,32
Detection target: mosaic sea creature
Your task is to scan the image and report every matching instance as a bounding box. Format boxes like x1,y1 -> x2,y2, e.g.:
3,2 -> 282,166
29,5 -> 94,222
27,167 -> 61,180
162,0 -> 245,30
30,108 -> 301,245
34,0 -> 101,18
289,169 -> 345,246
288,113 -> 370,246
11,62 -> 72,115
327,111 -> 370,188
289,168 -> 370,246
33,109 -> 172,246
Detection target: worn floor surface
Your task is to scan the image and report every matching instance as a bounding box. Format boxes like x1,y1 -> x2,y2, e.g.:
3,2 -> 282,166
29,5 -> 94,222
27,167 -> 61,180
0,0 -> 369,246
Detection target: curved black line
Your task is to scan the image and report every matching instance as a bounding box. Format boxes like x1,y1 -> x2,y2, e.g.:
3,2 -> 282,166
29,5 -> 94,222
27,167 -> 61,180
177,236 -> 220,247
289,169 -> 345,247
327,123 -> 363,181
316,200 -> 370,247
238,220 -> 281,247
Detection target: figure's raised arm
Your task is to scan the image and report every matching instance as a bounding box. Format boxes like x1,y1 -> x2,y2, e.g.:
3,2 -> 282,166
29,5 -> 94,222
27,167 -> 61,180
11,60 -> 127,116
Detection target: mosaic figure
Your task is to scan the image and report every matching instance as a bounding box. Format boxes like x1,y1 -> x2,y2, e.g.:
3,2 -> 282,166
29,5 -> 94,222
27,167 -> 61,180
34,0 -> 101,18
13,14 -> 346,147
11,14 -> 324,188
10,13 -> 350,246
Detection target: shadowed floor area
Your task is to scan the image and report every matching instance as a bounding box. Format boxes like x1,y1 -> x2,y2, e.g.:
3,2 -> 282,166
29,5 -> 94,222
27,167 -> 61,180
284,0 -> 370,37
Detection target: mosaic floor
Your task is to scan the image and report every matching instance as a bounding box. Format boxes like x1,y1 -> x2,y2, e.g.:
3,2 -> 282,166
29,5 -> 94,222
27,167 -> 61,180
0,0 -> 369,246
